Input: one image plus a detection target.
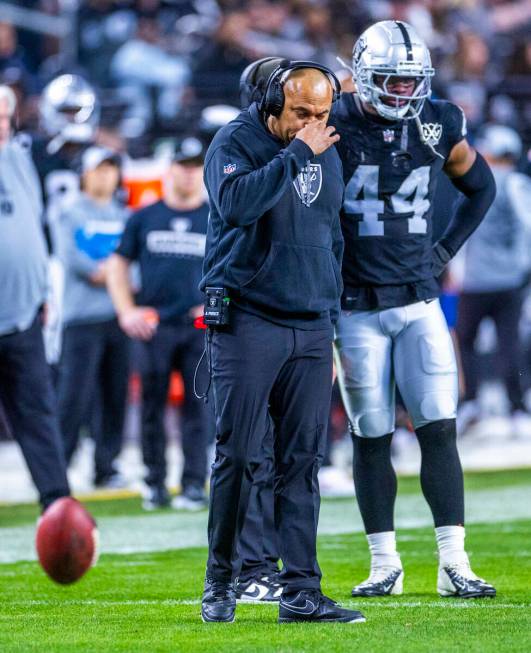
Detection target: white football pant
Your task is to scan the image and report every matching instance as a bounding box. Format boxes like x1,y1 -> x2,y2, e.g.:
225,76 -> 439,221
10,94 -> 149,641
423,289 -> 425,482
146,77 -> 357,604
334,299 -> 458,438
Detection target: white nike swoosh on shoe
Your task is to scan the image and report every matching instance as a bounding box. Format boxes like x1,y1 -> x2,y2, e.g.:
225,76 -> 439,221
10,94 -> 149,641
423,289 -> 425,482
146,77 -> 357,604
280,600 -> 316,615
241,583 -> 268,601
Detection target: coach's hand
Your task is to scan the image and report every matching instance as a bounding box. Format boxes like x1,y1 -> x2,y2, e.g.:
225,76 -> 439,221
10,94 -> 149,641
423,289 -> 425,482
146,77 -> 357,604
295,120 -> 339,156
118,307 -> 157,341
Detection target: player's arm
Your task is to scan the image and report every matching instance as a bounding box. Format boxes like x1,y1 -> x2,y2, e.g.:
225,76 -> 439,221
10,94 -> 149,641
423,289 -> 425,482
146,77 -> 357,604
106,253 -> 156,341
433,139 -> 496,274
107,214 -> 157,340
106,253 -> 135,315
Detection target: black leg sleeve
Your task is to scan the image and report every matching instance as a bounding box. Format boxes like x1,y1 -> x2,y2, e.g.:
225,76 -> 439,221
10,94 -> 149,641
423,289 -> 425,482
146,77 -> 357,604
352,430 -> 396,534
415,418 -> 464,527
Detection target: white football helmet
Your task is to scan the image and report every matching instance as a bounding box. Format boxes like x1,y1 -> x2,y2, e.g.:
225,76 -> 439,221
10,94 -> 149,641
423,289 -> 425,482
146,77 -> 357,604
353,21 -> 434,121
40,74 -> 99,144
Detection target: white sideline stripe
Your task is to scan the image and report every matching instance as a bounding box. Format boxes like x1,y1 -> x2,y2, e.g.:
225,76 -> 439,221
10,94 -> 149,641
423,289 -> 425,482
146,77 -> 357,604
7,599 -> 529,610
346,601 -> 530,610
10,599 -> 202,606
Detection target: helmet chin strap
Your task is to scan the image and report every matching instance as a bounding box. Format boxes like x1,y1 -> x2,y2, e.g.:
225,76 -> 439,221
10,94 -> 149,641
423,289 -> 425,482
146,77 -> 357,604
336,56 -> 355,79
46,123 -> 93,155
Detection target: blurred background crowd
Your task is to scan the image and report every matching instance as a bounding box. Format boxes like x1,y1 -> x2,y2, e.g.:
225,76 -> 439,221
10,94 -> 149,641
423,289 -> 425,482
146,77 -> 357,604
0,0 -> 530,504
2,0 -> 530,151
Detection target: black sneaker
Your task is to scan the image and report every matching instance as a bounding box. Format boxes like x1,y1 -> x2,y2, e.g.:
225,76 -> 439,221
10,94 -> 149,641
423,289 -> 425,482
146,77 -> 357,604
201,578 -> 236,623
141,485 -> 170,511
279,590 -> 366,624
235,573 -> 282,602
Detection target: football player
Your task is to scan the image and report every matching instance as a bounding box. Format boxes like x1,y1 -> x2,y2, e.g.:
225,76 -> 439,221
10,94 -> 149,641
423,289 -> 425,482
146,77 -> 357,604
34,74 -> 99,227
331,21 -> 497,598
32,74 -> 99,364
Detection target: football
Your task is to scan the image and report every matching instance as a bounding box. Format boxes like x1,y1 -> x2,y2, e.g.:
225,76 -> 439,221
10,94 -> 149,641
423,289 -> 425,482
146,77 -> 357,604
36,497 -> 98,585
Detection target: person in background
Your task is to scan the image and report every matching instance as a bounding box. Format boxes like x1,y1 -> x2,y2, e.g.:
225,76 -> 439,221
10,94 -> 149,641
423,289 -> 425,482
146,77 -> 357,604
0,84 -> 70,509
33,74 -> 100,369
456,125 -> 531,436
57,146 -> 129,488
107,137 -> 210,511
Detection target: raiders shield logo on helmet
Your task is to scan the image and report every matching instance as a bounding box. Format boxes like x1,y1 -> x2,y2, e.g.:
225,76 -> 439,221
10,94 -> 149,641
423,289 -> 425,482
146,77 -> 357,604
293,164 -> 322,206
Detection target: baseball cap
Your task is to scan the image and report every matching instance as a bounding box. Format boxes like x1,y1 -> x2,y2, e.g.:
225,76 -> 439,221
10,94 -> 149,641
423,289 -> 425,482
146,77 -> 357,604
475,124 -> 522,160
173,136 -> 206,165
81,146 -> 121,173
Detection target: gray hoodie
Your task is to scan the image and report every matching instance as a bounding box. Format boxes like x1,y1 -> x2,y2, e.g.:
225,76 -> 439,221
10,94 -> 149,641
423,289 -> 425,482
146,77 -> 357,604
0,140 -> 48,335
462,167 -> 531,293
57,193 -> 129,325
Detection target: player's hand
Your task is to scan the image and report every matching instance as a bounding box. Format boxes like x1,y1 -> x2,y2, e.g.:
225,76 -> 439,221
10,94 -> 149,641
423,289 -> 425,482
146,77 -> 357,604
295,120 -> 339,156
118,306 -> 158,341
188,304 -> 204,320
432,242 -> 452,278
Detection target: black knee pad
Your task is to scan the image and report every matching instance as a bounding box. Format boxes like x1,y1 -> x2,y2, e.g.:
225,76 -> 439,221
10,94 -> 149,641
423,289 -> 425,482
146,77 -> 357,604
416,418 -> 457,452
351,428 -> 394,461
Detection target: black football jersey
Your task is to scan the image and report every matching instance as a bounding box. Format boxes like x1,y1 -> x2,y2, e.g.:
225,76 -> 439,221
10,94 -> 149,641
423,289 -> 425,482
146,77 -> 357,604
30,137 -> 88,252
330,94 -> 466,309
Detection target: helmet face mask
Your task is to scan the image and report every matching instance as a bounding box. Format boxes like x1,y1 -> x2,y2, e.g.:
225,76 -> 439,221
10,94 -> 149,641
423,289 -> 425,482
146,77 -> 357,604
353,21 -> 434,121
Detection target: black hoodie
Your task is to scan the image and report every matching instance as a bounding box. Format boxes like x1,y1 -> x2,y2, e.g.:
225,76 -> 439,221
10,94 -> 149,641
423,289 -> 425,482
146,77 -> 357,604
200,104 -> 344,329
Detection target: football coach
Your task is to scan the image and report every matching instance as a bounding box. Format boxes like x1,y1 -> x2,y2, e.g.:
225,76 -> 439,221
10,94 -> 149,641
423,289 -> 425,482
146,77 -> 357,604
0,85 -> 70,510
200,60 -> 364,625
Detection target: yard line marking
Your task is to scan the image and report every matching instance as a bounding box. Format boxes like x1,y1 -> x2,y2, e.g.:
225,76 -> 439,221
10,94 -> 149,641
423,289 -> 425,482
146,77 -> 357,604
345,600 -> 530,609
6,599 -> 529,610
8,599 -> 203,606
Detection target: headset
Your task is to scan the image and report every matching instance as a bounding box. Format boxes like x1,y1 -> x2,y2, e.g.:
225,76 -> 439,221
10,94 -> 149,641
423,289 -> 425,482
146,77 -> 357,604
239,57 -> 283,109
259,59 -> 342,118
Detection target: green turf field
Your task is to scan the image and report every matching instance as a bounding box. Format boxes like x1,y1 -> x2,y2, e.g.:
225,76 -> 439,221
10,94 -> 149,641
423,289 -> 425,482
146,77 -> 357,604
0,469 -> 530,653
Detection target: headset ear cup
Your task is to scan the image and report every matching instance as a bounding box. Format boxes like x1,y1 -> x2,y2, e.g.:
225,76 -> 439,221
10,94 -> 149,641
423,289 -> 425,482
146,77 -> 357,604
266,79 -> 285,117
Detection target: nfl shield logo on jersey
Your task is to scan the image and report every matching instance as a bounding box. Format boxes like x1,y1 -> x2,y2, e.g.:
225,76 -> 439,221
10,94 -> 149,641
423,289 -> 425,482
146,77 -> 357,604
223,163 -> 237,174
293,164 -> 322,205
383,129 -> 395,143
421,123 -> 443,146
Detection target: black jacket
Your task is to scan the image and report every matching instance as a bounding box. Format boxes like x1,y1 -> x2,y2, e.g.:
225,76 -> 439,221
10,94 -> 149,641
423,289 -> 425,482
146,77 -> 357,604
201,104 -> 344,329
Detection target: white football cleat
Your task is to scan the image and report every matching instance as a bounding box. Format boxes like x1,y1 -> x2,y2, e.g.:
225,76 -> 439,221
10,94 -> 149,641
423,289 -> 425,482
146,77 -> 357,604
438,562 -> 496,598
351,566 -> 403,597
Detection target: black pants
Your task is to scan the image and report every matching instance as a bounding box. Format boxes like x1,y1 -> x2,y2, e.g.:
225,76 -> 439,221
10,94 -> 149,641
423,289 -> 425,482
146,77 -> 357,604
206,309 -> 332,594
58,319 -> 129,482
456,288 -> 525,411
0,317 -> 70,508
136,323 -> 209,491
237,426 -> 280,582
237,388 -> 341,581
